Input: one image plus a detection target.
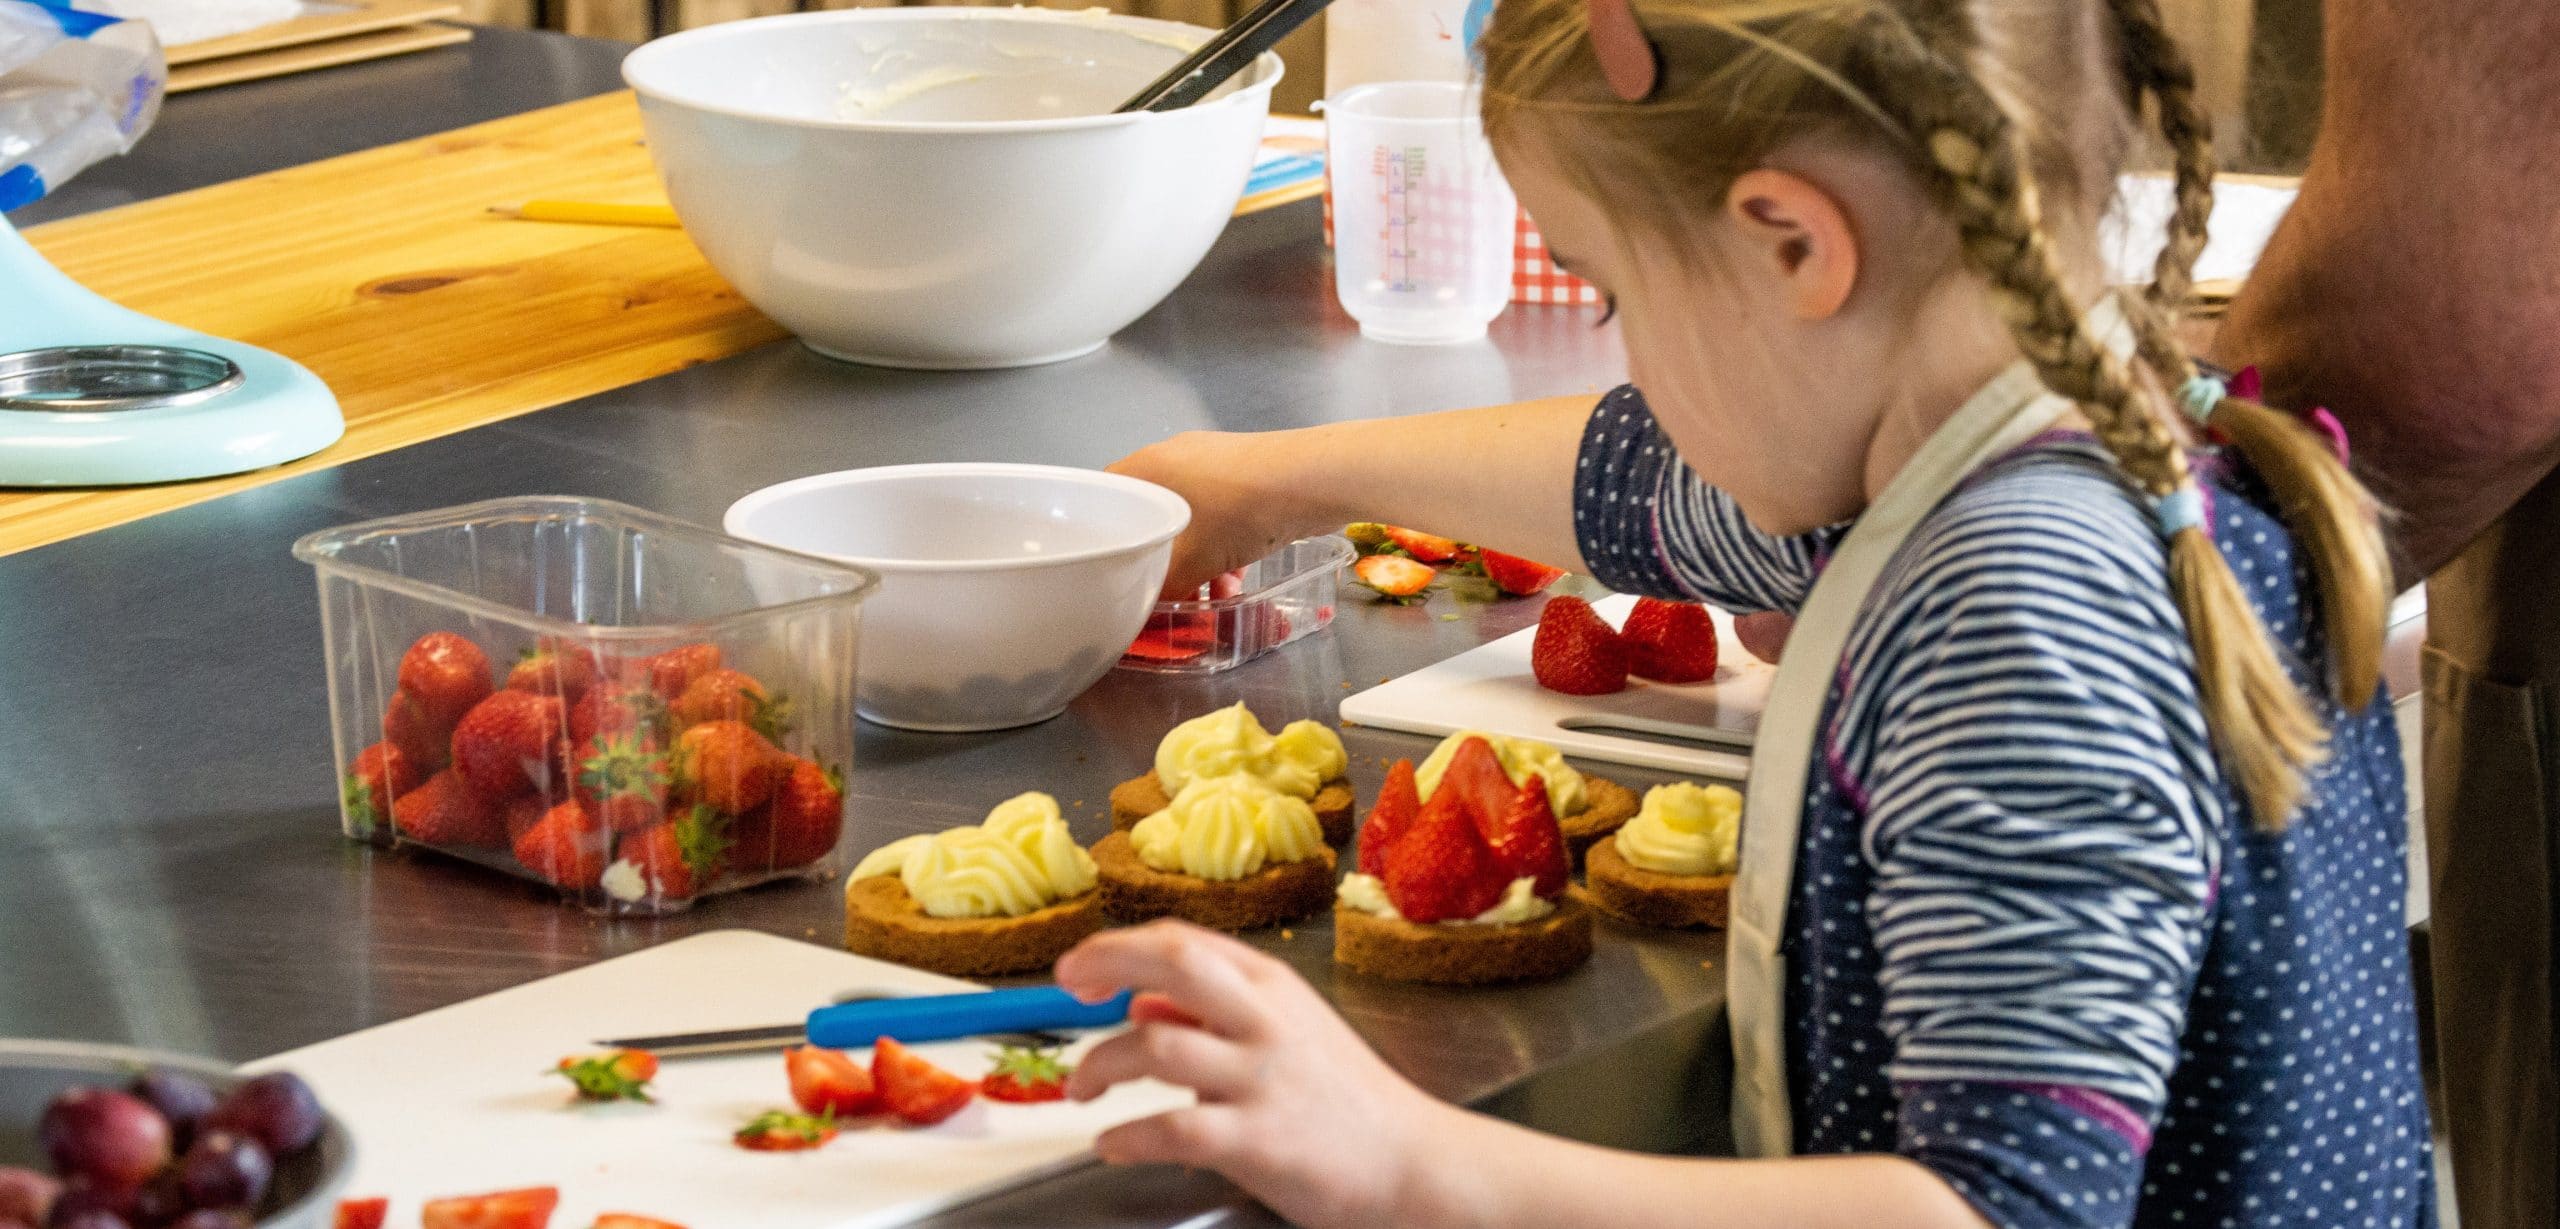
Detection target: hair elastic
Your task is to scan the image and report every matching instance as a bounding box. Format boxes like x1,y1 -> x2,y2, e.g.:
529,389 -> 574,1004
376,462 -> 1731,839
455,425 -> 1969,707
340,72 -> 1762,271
2175,374 -> 2225,424
2155,484 -> 2207,538
1584,0 -> 1662,101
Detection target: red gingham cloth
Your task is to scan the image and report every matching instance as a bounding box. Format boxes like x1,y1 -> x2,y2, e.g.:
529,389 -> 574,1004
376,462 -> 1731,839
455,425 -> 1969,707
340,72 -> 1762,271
1324,177 -> 1602,306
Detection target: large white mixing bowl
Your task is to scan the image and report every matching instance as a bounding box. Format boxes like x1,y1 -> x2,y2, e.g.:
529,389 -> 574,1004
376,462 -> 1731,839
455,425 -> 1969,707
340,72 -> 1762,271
623,9 -> 1281,370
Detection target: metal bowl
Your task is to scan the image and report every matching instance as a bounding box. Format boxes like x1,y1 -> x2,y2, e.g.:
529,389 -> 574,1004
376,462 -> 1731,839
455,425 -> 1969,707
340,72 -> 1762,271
0,1039 -> 355,1228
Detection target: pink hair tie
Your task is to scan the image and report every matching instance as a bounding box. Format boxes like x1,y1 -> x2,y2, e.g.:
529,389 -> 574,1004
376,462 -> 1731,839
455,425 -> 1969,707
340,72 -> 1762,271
1584,0 -> 1661,102
2304,407 -> 2350,464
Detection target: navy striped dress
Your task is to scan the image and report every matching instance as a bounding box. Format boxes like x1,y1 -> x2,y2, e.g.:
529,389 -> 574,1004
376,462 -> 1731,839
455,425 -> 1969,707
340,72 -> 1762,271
1574,385 -> 2434,1229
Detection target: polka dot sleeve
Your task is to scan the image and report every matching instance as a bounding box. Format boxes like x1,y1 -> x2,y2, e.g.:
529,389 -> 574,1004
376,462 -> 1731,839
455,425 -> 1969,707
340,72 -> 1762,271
1900,1082 -> 2146,1229
1571,384 -> 1835,612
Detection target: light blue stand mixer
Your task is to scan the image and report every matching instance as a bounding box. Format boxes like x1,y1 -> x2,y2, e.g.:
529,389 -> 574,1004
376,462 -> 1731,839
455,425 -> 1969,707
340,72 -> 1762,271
0,0 -> 342,487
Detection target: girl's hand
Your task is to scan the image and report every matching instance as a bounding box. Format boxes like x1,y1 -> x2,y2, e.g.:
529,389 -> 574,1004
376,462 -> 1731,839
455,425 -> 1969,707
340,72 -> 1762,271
1055,921 -> 1455,1229
1108,432 -> 1322,598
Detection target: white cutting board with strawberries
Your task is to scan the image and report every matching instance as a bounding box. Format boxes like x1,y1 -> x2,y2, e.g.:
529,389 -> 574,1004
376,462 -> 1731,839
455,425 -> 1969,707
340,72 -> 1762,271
245,930 -> 1189,1228
1341,594 -> 1771,781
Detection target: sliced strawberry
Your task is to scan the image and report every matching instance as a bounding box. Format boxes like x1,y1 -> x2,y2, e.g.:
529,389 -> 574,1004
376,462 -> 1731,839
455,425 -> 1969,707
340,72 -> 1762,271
1620,597 -> 1720,683
1436,736 -> 1519,823
979,1045 -> 1070,1104
514,800 -> 610,891
1353,555 -> 1435,600
1382,787 -> 1510,923
451,691 -> 570,801
332,1197 -> 389,1229
1124,612 -> 1217,662
592,1216 -> 688,1229
638,644 -> 723,700
1483,775 -> 1570,897
391,770 -> 507,847
873,1038 -> 974,1125
552,1048 -> 657,1102
733,1109 -> 837,1151
617,807 -> 729,900
786,1046 -> 879,1117
577,733 -> 671,834
506,640 -> 599,701
732,759 -> 843,871
382,688 -> 454,772
1479,550 -> 1567,596
400,632 -> 494,728
669,668 -> 789,739
675,720 -> 786,814
1381,525 -> 1461,563
420,1186 -> 558,1229
1530,596 -> 1628,695
1357,759 -> 1423,876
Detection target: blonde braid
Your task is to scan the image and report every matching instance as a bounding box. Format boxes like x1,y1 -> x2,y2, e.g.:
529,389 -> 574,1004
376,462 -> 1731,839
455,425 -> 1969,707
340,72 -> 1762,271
1863,8 -> 2327,828
2104,0 -> 2396,711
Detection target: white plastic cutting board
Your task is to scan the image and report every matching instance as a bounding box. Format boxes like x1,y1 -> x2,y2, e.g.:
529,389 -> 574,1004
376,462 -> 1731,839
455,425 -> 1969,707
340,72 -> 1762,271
246,930 -> 1189,1228
1341,594 -> 1771,780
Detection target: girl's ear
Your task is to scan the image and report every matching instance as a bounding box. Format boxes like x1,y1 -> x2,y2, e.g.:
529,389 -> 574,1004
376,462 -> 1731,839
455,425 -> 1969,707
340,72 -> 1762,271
1724,169 -> 1859,320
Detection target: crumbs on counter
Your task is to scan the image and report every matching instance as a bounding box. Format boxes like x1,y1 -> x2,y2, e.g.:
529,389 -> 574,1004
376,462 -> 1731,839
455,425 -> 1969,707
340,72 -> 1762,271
1280,928 -> 1295,941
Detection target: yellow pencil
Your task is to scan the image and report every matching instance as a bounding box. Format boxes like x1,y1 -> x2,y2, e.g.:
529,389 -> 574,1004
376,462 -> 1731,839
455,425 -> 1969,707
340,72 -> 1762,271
488,201 -> 682,228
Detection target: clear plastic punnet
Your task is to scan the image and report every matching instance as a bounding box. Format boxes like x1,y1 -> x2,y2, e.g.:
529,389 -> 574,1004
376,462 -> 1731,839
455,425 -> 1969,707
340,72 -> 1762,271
294,497 -> 878,914
1118,536 -> 1353,674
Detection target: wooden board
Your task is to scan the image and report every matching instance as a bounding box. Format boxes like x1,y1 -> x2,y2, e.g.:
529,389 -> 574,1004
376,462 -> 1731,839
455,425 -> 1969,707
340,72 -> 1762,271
1339,594 -> 1769,781
5,91 -> 793,558
168,22 -> 471,92
249,930 -> 1189,1228
166,0 -> 463,66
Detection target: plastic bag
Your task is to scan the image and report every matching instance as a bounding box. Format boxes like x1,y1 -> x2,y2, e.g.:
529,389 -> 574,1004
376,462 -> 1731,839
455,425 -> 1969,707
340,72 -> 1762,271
0,0 -> 164,211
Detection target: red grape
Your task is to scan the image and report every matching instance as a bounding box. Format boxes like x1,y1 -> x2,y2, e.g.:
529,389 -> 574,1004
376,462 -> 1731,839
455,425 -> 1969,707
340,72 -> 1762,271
126,1074 -> 218,1149
36,1089 -> 170,1190
164,1214 -> 246,1229
127,1173 -> 186,1228
42,1179 -> 134,1229
173,1134 -> 268,1213
0,1168 -> 59,1226
46,1213 -> 131,1229
199,1073 -> 321,1157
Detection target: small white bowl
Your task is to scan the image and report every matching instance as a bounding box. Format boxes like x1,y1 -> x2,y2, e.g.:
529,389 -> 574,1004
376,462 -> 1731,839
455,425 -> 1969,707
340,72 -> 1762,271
725,464 -> 1189,731
623,9 -> 1280,370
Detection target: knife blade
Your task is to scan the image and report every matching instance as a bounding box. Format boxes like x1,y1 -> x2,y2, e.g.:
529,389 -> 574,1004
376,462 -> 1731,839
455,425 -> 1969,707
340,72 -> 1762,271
596,986 -> 1134,1059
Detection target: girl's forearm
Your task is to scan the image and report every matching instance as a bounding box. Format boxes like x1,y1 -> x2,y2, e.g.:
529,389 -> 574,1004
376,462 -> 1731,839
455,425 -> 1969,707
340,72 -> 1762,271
1253,395 -> 1602,569
1397,1104 -> 1993,1229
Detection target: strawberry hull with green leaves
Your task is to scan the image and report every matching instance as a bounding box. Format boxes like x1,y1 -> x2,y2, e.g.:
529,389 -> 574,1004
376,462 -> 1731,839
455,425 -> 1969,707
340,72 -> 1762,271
343,632 -> 846,911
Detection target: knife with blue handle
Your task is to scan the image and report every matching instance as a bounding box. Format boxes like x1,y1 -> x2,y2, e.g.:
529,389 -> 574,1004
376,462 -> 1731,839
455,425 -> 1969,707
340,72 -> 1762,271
595,987 -> 1134,1059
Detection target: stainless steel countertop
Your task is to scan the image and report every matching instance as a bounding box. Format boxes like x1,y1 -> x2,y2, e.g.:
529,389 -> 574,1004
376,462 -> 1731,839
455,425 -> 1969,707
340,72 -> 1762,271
0,26 -> 1725,1228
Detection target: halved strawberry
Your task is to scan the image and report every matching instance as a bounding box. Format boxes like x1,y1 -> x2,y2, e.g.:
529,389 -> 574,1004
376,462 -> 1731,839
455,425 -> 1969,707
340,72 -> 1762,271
1436,736 -> 1519,822
1531,596 -> 1628,695
979,1045 -> 1070,1104
1353,555 -> 1435,601
786,1045 -> 879,1117
578,733 -> 670,834
332,1197 -> 389,1229
733,1109 -> 837,1151
1357,760 -> 1423,876
617,807 -> 729,900
514,801 -> 610,891
1382,787 -> 1510,923
1620,597 -> 1719,683
676,720 -> 786,814
873,1038 -> 974,1125
420,1186 -> 558,1229
392,770 -> 507,847
669,668 -> 789,739
1479,550 -> 1567,596
733,759 -> 843,871
506,640 -> 599,700
1382,525 -> 1461,563
592,1216 -> 688,1229
1482,775 -> 1570,897
552,1048 -> 657,1102
400,632 -> 494,728
637,644 -> 723,700
342,742 -> 419,835
451,691 -> 569,801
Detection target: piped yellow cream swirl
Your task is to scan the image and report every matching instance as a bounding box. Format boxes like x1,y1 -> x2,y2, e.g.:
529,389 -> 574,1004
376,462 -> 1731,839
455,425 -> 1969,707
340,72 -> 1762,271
1413,730 -> 1587,818
1130,774 -> 1326,881
850,792 -> 1097,919
1155,703 -> 1348,798
1613,783 -> 1741,877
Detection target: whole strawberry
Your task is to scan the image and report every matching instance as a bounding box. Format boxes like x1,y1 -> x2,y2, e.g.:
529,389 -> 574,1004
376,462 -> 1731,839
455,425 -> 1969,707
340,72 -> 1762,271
676,720 -> 786,814
341,742 -> 419,835
638,643 -> 723,700
569,683 -> 665,750
1382,788 -> 1510,923
733,759 -> 843,871
577,734 -> 671,834
514,800 -> 609,890
382,688 -> 453,772
392,770 -> 507,847
451,691 -> 569,801
1530,595 -> 1628,695
617,807 -> 730,900
501,793 -> 550,843
669,668 -> 789,738
1357,760 -> 1423,877
506,639 -> 600,700
399,632 -> 493,727
1620,597 -> 1720,683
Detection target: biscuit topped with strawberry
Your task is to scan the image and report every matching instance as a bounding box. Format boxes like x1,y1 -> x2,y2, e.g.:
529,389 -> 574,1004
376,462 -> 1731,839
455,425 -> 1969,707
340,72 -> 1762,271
1332,737 -> 1595,985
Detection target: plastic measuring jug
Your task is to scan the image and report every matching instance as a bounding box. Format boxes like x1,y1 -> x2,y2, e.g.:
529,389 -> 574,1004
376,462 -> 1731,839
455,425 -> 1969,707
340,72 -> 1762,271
1324,81 -> 1515,344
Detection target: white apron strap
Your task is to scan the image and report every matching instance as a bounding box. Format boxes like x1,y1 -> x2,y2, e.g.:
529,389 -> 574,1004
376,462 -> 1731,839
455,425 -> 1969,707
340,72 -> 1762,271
1726,297 -> 2132,1158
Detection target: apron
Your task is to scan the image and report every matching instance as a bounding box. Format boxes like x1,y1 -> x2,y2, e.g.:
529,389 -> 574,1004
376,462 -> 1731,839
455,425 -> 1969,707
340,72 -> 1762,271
1727,298 -> 2133,1157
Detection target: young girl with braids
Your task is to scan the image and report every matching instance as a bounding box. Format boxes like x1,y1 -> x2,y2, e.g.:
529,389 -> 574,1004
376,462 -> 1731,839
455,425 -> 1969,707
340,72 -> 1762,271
1056,0 -> 2430,1225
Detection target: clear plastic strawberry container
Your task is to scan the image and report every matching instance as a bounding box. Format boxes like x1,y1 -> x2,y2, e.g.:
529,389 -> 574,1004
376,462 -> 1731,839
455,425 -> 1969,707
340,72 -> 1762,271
293,496 -> 878,914
1116,535 -> 1354,674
